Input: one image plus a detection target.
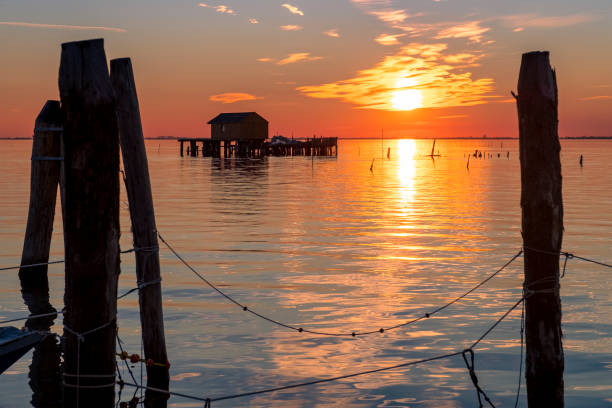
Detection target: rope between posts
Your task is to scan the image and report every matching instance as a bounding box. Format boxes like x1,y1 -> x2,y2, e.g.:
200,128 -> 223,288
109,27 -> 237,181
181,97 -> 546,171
159,230 -> 523,337
0,247 -> 147,272
523,246 -> 612,269
0,310 -> 63,325
118,295 -> 525,406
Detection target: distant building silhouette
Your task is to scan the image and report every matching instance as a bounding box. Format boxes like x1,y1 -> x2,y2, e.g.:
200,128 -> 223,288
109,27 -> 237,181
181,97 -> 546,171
207,112 -> 268,141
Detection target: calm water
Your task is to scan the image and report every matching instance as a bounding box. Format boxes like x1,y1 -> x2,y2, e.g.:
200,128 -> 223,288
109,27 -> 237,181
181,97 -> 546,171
1,138 -> 611,407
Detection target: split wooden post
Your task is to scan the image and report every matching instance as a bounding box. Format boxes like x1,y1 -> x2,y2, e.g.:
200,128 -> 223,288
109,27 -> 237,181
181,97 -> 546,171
110,58 -> 170,397
19,100 -> 63,408
516,51 -> 564,407
59,38 -> 120,407
19,100 -> 62,322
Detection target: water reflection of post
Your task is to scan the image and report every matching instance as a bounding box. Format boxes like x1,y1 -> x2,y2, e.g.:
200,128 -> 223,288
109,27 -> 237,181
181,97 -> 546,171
19,100 -> 63,407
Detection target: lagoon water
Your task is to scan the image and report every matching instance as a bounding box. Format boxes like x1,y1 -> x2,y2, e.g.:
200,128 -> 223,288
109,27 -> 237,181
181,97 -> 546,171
1,138 -> 611,407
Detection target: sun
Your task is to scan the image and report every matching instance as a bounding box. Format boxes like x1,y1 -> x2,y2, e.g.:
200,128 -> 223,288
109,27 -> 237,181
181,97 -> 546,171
391,89 -> 423,111
391,77 -> 423,111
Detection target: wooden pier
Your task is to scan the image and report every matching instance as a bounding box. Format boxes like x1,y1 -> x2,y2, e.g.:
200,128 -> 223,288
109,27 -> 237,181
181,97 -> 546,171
178,137 -> 338,158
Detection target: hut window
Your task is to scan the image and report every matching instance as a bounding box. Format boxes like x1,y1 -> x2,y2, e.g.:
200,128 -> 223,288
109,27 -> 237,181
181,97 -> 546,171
221,124 -> 225,133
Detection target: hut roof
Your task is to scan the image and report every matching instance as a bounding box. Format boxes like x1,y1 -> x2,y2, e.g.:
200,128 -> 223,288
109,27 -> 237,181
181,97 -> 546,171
207,112 -> 268,125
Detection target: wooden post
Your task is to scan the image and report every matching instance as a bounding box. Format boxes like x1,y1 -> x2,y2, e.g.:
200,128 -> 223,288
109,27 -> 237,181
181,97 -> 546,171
110,57 -> 170,398
516,51 -> 564,407
19,100 -> 62,321
59,38 -> 120,407
20,100 -> 63,408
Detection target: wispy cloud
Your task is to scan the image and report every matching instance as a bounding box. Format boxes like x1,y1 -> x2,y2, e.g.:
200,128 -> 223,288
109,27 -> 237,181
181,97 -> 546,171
324,29 -> 340,38
199,3 -> 235,14
580,95 -> 612,101
500,13 -> 595,31
375,33 -> 404,45
282,3 -> 304,16
0,21 -> 126,32
249,18 -> 259,24
281,24 -> 302,31
370,9 -> 412,24
209,92 -> 261,103
438,114 -> 468,119
278,53 -> 322,65
435,21 -> 489,43
297,43 -> 494,110
257,53 -> 322,65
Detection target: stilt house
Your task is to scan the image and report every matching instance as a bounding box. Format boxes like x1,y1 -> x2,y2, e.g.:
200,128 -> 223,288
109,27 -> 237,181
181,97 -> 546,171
208,112 -> 268,141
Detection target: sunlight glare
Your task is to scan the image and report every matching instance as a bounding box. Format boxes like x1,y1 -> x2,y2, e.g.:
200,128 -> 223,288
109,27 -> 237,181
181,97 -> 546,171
397,139 -> 417,203
391,78 -> 423,111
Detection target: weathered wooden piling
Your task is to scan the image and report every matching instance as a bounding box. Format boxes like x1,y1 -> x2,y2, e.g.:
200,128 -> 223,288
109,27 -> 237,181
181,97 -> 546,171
20,100 -> 63,408
59,38 -> 120,407
516,51 -> 564,407
110,58 -> 170,399
19,100 -> 62,319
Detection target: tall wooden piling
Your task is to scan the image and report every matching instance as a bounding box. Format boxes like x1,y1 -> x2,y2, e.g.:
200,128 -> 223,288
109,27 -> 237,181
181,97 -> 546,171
516,51 -> 564,407
20,100 -> 63,408
110,58 -> 170,399
59,38 -> 120,407
19,100 -> 62,319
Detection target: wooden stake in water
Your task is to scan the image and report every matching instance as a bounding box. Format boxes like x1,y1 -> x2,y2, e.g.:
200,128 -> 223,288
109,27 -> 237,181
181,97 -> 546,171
19,100 -> 62,318
515,51 -> 564,407
59,38 -> 120,407
110,57 -> 170,402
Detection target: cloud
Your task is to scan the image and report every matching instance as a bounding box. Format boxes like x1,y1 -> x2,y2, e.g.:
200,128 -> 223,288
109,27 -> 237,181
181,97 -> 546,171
209,93 -> 261,103
370,9 -> 411,24
580,95 -> 612,101
324,29 -> 340,38
500,13 -> 595,31
375,33 -> 404,45
435,21 -> 489,43
297,43 -> 495,110
282,4 -> 304,16
249,18 -> 259,24
0,21 -> 126,32
278,53 -> 322,65
438,114 -> 468,119
199,3 -> 235,14
280,24 -> 302,31
257,53 -> 322,65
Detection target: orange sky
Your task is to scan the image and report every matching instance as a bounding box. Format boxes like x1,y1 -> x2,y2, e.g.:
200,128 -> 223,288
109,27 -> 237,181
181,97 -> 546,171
1,0 -> 611,138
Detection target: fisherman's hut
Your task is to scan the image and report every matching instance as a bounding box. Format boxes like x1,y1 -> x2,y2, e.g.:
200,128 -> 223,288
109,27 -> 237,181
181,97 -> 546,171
208,112 -> 268,141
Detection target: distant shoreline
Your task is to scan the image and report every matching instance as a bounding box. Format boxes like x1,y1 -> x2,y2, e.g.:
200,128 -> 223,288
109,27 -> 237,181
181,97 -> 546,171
2,136 -> 612,141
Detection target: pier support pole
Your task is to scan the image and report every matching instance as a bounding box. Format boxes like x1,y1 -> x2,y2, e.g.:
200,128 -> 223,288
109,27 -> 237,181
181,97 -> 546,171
516,51 -> 564,407
59,38 -> 120,407
19,100 -> 62,321
19,100 -> 63,407
111,58 -> 170,403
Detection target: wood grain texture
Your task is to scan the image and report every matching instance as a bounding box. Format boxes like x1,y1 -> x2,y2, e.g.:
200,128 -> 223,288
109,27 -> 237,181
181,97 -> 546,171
517,51 -> 564,407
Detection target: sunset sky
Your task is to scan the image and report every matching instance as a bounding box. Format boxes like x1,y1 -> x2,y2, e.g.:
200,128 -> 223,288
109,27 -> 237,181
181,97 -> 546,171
1,0 -> 611,139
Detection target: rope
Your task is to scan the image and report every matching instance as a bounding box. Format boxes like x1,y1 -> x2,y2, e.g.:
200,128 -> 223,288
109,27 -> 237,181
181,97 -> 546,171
159,232 -> 524,337
462,349 -> 496,407
1,259 -> 64,271
0,247 -> 149,272
119,295 -> 524,405
523,246 -> 612,269
0,309 -> 62,325
64,318 -> 116,406
514,299 -> 525,408
117,278 -> 162,300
